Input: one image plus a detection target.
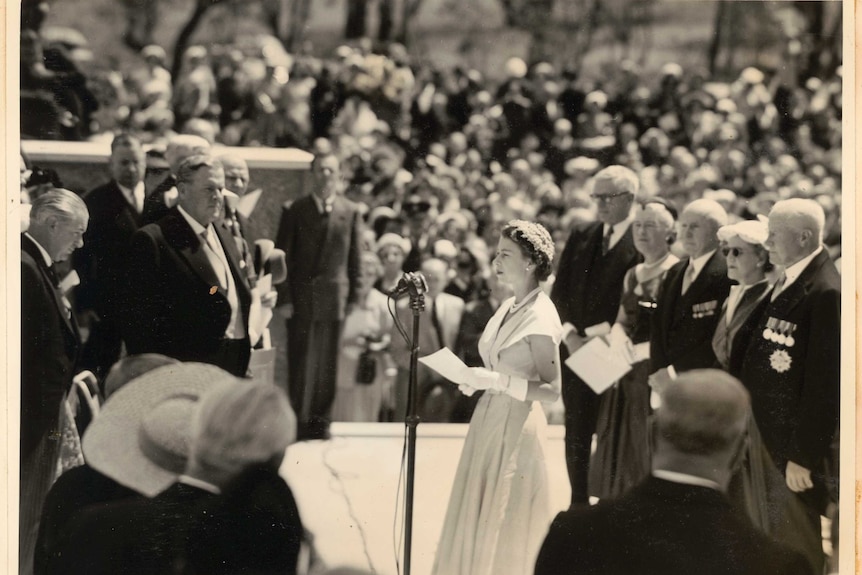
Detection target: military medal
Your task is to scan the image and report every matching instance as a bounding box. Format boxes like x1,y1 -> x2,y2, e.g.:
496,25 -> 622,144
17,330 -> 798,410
769,349 -> 792,373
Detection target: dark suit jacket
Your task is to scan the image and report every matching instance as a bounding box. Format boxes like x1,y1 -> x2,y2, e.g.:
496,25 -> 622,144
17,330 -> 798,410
551,221 -> 640,333
740,250 -> 840,476
51,482 -> 216,575
74,180 -> 145,316
140,174 -> 175,225
122,207 -> 252,368
711,280 -> 771,376
275,194 -> 361,322
35,464 -> 138,575
534,477 -> 813,575
21,234 -> 80,459
651,251 -> 732,372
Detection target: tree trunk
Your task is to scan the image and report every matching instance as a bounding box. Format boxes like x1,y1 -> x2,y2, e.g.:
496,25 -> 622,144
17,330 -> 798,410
287,0 -> 311,52
172,0 -> 220,82
396,0 -> 424,45
345,0 -> 369,39
378,0 -> 395,42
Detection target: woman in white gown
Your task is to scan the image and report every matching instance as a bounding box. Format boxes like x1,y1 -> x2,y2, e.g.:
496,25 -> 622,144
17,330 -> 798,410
432,220 -> 562,575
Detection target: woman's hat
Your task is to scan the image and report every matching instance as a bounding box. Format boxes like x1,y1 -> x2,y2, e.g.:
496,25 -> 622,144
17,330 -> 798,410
716,216 -> 768,246
375,233 -> 411,255
83,363 -> 241,497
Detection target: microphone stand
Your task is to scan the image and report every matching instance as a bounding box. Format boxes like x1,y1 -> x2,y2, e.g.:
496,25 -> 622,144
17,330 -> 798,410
403,289 -> 425,575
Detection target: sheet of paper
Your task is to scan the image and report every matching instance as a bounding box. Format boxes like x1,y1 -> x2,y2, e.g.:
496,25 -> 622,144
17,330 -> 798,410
418,347 -> 469,385
236,188 -> 263,219
565,337 -> 632,394
584,321 -> 611,337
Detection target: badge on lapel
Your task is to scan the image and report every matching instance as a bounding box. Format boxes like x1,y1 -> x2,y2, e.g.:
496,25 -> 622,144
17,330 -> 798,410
761,317 -> 797,347
769,349 -> 792,373
691,300 -> 718,319
209,286 -> 218,295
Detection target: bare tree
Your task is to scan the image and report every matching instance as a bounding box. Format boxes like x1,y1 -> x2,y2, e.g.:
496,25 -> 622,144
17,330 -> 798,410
345,0 -> 369,39
172,0 -> 226,81
397,0 -> 425,45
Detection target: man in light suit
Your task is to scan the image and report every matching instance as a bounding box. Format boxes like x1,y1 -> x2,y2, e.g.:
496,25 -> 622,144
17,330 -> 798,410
390,258 -> 465,421
75,133 -> 148,380
650,199 -> 731,388
21,189 -> 89,575
550,165 -> 641,505
275,153 -> 362,440
534,369 -> 812,575
739,198 -> 840,572
123,155 -> 257,377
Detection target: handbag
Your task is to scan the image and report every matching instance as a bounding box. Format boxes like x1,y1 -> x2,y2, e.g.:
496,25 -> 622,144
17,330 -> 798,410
355,350 -> 377,385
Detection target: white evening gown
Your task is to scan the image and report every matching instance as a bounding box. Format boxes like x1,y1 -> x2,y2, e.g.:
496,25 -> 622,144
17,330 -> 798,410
432,291 -> 562,575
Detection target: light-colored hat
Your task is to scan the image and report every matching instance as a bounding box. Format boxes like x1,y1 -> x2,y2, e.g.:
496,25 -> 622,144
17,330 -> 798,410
83,363 -> 240,497
141,44 -> 167,63
103,354 -> 181,399
740,66 -> 764,85
716,216 -> 768,246
661,62 -> 683,79
190,382 -> 296,474
253,239 -> 287,285
564,156 -> 600,176
505,57 -> 527,79
375,232 -> 411,255
433,239 -> 458,260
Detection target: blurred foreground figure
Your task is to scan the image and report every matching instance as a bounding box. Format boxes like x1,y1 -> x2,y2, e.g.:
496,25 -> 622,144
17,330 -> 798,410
535,369 -> 813,575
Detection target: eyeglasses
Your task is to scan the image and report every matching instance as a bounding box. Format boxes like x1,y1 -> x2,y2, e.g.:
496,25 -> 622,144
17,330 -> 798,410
590,192 -> 631,203
721,247 -> 748,258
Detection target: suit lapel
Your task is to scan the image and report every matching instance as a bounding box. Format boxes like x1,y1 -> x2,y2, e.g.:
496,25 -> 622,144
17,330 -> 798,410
214,222 -> 251,298
683,251 -> 724,303
162,210 -> 224,291
727,282 -> 770,334
771,250 -> 830,314
22,234 -> 78,339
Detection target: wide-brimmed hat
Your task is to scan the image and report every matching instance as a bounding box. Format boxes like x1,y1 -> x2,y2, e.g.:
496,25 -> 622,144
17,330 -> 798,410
375,232 -> 411,255
716,216 -> 768,246
83,362 -> 241,497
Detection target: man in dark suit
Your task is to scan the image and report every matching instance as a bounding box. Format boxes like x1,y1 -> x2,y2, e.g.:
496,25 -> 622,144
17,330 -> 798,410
650,199 -> 731,390
21,189 -> 89,575
74,133 -> 148,380
550,165 -> 641,505
123,155 -> 259,377
216,153 -> 255,280
534,369 -> 813,575
275,153 -> 361,440
740,198 -> 840,572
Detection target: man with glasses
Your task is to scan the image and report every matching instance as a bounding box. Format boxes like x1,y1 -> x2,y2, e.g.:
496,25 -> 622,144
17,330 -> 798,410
649,199 -> 731,392
275,152 -> 362,441
551,165 -> 641,506
123,155 -> 254,377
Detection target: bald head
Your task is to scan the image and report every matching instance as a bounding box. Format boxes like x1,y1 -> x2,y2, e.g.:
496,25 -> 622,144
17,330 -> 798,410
421,258 -> 449,298
217,154 -> 250,196
165,135 -> 211,173
656,369 -> 748,457
765,198 -> 825,267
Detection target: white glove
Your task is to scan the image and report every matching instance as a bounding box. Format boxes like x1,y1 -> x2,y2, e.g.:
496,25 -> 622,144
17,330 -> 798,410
458,384 -> 477,397
463,367 -> 501,390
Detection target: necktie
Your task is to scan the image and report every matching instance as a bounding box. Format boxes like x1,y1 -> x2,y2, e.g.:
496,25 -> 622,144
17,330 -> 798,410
201,229 -> 229,288
681,264 -> 695,295
771,274 -> 786,302
601,226 -> 613,255
134,188 -> 145,213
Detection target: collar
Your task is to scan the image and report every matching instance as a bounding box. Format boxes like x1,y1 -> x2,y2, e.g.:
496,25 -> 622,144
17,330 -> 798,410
652,469 -> 721,491
118,181 -> 145,203
782,246 -> 823,290
177,205 -> 209,237
603,216 -> 633,244
311,193 -> 335,214
687,249 -> 717,281
178,474 -> 221,494
24,232 -> 53,267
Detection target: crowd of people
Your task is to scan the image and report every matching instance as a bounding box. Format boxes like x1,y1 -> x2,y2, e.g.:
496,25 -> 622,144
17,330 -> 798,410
19,12 -> 843,575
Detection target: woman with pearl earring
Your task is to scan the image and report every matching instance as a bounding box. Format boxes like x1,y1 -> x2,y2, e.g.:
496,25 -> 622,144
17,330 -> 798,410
432,220 -> 562,575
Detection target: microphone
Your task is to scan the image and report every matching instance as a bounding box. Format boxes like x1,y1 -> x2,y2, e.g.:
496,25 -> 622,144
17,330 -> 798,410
391,272 -> 429,299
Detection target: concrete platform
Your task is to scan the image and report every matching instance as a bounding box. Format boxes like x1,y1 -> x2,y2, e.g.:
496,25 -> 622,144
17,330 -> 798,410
281,422 -> 570,575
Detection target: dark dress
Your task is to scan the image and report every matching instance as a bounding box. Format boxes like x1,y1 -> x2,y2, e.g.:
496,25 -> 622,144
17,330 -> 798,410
589,255 -> 678,500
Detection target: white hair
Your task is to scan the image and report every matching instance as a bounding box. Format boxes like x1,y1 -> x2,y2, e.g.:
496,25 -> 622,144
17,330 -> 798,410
165,134 -> 211,172
593,165 -> 640,196
769,198 -> 825,242
30,188 -> 88,225
682,198 -> 728,230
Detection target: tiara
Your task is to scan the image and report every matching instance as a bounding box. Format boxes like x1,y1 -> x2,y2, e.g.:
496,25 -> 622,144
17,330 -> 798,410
507,220 -> 555,263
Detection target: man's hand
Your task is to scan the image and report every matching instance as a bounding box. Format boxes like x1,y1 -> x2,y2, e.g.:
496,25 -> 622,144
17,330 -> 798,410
647,368 -> 673,395
786,460 -> 813,492
275,303 -> 294,319
260,290 -> 278,309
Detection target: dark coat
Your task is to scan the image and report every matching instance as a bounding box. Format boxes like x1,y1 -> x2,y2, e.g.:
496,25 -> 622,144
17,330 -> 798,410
35,464 -> 138,575
651,251 -> 732,372
534,477 -> 813,575
274,194 -> 361,322
21,234 -> 80,459
740,250 -> 840,481
121,207 -> 252,372
550,220 -> 640,333
74,180 -> 145,316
